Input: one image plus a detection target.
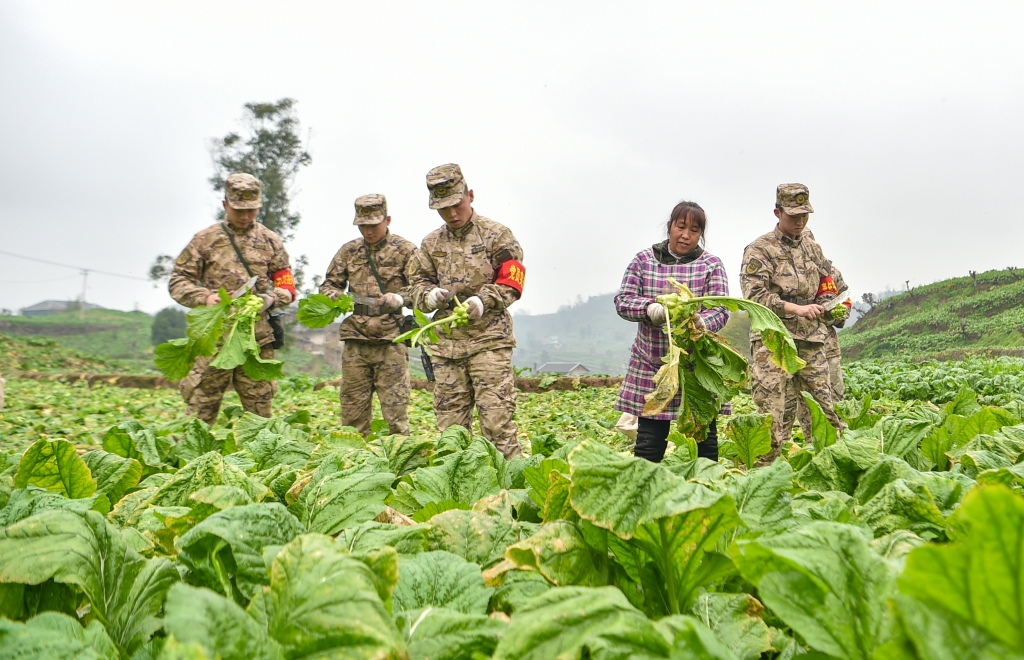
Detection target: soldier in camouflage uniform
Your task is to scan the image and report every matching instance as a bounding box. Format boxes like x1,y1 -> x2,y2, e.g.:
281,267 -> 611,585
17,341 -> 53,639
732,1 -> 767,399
408,164 -> 526,458
740,184 -> 847,459
796,263 -> 850,438
169,173 -> 296,425
319,194 -> 417,436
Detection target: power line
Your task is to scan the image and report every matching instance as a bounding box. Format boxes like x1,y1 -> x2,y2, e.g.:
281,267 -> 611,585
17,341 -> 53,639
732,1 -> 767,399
0,249 -> 151,282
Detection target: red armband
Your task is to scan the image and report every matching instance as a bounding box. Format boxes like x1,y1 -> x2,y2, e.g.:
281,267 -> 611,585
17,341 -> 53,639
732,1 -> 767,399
273,269 -> 297,301
495,259 -> 526,295
816,275 -> 838,297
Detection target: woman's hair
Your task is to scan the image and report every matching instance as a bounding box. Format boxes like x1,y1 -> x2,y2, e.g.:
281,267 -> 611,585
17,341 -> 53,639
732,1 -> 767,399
665,201 -> 707,245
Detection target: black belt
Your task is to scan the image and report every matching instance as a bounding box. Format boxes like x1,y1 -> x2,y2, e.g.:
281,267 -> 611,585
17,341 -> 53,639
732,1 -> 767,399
354,303 -> 386,316
781,295 -> 815,306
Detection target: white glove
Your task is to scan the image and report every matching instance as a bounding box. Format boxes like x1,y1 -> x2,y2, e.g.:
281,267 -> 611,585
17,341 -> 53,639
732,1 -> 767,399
259,294 -> 275,313
379,292 -> 404,312
464,296 -> 484,321
646,302 -> 667,325
426,287 -> 450,311
691,313 -> 706,331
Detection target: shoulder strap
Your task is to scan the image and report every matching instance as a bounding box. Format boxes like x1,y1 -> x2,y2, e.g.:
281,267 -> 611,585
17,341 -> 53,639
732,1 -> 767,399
221,223 -> 254,278
364,242 -> 387,295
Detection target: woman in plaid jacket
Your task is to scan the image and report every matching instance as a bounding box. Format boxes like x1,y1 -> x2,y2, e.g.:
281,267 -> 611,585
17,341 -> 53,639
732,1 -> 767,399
614,201 -> 730,463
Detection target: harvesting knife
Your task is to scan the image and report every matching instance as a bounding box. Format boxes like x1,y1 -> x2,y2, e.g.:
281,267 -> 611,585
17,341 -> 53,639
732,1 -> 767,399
351,294 -> 380,306
822,288 -> 850,311
231,276 -> 259,299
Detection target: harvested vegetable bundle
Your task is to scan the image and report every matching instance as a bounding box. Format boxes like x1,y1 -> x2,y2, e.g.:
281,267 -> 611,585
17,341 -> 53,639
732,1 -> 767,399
393,298 -> 471,349
296,292 -> 354,328
154,290 -> 284,382
643,279 -> 805,439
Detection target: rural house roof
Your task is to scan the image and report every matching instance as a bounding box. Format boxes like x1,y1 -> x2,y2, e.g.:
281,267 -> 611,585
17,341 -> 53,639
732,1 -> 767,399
537,362 -> 591,374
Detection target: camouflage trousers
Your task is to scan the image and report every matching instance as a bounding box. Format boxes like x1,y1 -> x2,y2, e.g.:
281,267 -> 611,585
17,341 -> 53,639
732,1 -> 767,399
180,344 -> 277,426
431,348 -> 522,459
796,348 -> 845,440
750,339 -> 846,460
341,341 -> 410,436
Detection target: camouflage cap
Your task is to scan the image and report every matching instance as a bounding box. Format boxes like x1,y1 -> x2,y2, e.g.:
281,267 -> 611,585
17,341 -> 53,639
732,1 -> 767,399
225,173 -> 262,210
776,183 -> 813,215
353,194 -> 388,226
426,163 -> 467,210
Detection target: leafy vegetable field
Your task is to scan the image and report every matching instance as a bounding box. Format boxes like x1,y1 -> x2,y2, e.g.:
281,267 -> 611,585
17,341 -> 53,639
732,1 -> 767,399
1,360 -> 1023,660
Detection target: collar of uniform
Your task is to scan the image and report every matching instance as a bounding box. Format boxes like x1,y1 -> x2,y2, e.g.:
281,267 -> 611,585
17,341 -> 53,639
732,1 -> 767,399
774,224 -> 802,247
224,221 -> 255,236
366,231 -> 390,252
445,212 -> 477,239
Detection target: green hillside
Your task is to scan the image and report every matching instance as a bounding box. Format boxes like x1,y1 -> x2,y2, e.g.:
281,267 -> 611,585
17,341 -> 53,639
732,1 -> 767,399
840,267 -> 1024,361
0,334 -> 134,374
0,309 -> 156,371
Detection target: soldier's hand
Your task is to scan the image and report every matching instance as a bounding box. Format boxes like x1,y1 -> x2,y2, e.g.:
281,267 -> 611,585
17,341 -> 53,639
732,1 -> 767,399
205,293 -> 221,306
646,302 -> 667,325
259,294 -> 275,313
465,296 -> 484,321
379,293 -> 404,312
795,304 -> 826,319
426,288 -> 450,311
691,313 -> 707,331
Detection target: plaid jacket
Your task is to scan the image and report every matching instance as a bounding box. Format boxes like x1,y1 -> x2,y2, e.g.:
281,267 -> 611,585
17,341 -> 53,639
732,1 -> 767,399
614,246 -> 731,420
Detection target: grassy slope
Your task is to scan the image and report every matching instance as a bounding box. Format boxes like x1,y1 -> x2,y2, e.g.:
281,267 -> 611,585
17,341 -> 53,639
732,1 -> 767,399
0,309 -> 155,370
840,267 -> 1024,360
0,334 -> 137,374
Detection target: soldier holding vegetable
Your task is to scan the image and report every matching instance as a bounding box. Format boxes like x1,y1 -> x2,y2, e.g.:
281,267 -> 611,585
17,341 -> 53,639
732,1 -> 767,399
796,261 -> 851,439
169,173 -> 296,425
614,201 -> 731,463
319,194 -> 417,436
740,184 -> 847,459
407,164 -> 525,459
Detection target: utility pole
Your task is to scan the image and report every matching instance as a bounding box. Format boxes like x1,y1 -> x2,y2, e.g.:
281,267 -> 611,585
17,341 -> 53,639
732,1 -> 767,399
80,270 -> 89,321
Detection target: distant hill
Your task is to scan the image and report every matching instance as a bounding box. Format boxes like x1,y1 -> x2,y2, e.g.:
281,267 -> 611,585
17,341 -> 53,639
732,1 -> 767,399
0,333 -> 133,374
0,309 -> 156,370
512,293 -> 752,375
839,267 -> 1024,361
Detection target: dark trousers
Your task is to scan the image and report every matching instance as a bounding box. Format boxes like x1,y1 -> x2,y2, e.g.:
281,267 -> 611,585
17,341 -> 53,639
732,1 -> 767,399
634,417 -> 718,463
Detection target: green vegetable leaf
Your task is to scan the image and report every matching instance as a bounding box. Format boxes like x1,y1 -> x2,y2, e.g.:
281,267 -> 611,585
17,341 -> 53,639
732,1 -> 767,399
241,351 -> 285,382
176,503 -> 303,601
568,440 -> 741,614
491,586 -> 673,660
426,495 -> 521,568
296,293 -> 352,329
397,607 -> 506,660
247,533 -> 406,659
392,550 -> 493,615
154,338 -> 194,382
15,439 -> 97,499
894,485 -> 1024,657
0,510 -> 179,658
724,414 -> 774,469
731,521 -> 897,660
336,521 -> 429,555
799,392 -> 838,450
287,454 -> 394,535
690,593 -> 773,660
81,450 -> 142,504
163,584 -> 282,660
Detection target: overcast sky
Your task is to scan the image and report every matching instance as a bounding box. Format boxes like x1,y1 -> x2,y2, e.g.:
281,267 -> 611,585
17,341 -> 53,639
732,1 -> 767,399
1,1 -> 1022,316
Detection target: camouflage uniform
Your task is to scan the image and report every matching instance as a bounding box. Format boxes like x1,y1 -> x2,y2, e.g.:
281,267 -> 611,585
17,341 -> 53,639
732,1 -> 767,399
319,194 -> 417,436
408,164 -> 525,458
740,184 -> 846,457
169,174 -> 295,425
797,264 -> 848,437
